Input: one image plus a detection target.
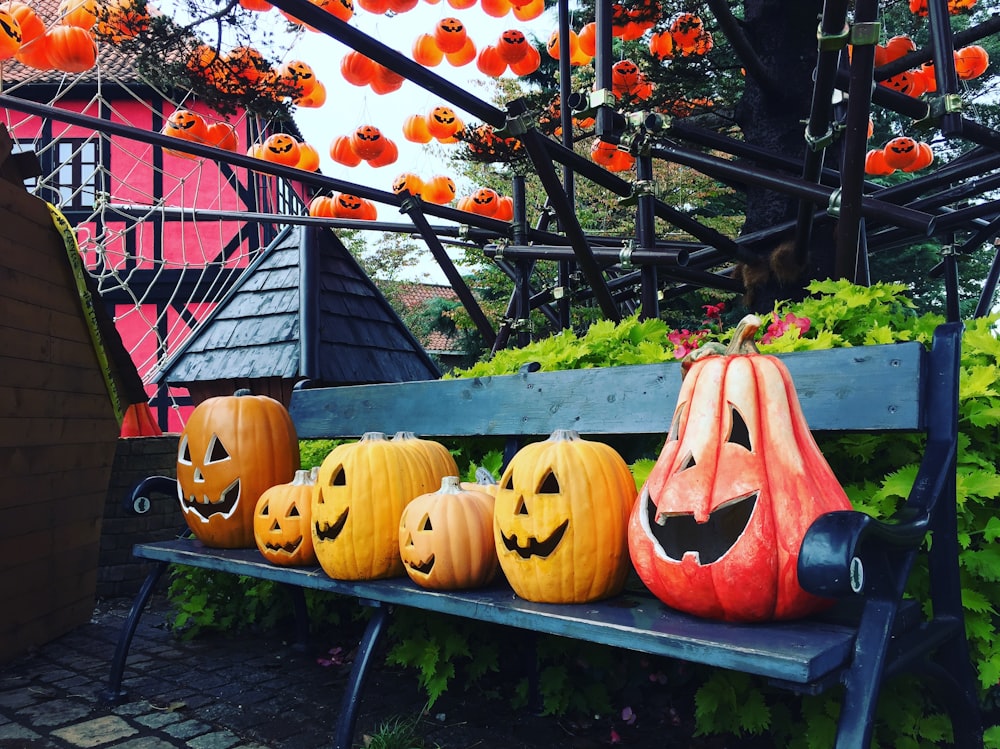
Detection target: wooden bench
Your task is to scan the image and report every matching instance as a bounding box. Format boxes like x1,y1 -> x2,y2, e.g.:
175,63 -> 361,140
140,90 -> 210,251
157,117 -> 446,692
104,321 -> 983,749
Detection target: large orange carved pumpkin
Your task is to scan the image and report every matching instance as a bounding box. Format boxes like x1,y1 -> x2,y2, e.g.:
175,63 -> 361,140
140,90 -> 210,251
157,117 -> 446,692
627,315 -> 852,622
494,429 -> 635,603
177,390 -> 299,548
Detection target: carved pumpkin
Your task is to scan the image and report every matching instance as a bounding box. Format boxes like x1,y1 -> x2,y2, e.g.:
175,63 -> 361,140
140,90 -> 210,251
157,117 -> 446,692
312,431 -> 457,580
177,390 -> 300,549
494,429 -> 635,603
350,124 -> 386,160
433,16 -> 466,54
399,476 -> 499,590
954,45 -> 989,80
498,29 -> 528,63
392,172 -> 424,197
427,106 -> 459,139
422,174 -> 456,204
277,59 -> 318,97
262,133 -> 301,166
902,141 -> 934,172
882,136 -> 918,170
164,109 -> 208,143
254,469 -> 318,566
627,315 -> 853,622
469,187 -> 499,216
0,9 -> 21,59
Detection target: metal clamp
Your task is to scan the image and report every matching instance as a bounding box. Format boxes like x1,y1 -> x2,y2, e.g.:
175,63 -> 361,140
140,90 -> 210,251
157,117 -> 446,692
817,22 -> 851,51
849,21 -> 881,47
493,237 -> 508,262
827,187 -> 842,218
804,123 -> 837,151
620,239 -> 636,270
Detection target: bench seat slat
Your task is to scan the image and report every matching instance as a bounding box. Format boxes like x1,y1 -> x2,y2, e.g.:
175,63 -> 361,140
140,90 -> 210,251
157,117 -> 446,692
137,539 -> 855,685
290,341 -> 925,439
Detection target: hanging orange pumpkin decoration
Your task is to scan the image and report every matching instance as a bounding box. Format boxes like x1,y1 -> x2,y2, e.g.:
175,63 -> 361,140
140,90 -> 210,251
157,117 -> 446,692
476,44 -> 507,77
399,476 -> 499,590
296,80 -> 327,107
427,105 -> 461,139
433,16 -> 466,54
295,142 -> 321,172
494,195 -> 514,221
445,36 -> 477,67
254,470 -> 318,566
0,8 -> 21,59
512,0 -> 543,19
340,49 -> 375,86
261,133 -> 301,166
309,194 -> 338,217
392,172 -> 424,197
163,109 -> 208,143
468,187 -> 500,216
276,59 -> 318,97
365,137 -> 398,167
58,0 -> 97,29
330,134 -> 363,166
864,148 -> 894,176
92,0 -> 149,43
313,432 -> 457,580
45,24 -> 97,72
480,0 -> 510,16
882,136 -> 919,170
422,174 -> 456,204
413,32 -> 444,66
494,430 -> 635,604
350,124 -> 387,160
954,45 -> 989,80
205,121 -> 238,151
628,316 -> 853,622
498,28 -> 528,63
177,390 -> 299,549
902,141 -> 934,172
402,114 -> 433,144
508,43 -> 540,75
370,63 -> 404,94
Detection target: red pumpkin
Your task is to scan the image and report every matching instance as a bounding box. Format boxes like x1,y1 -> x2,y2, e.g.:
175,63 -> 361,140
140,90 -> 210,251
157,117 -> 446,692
627,316 -> 852,622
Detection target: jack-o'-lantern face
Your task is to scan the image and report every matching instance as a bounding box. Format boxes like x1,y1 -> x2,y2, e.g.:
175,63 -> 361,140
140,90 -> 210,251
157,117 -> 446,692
336,193 -> 363,212
627,316 -> 853,622
350,124 -> 385,159
278,59 -> 316,95
501,29 -> 525,47
473,187 -> 498,206
392,172 -> 423,196
177,390 -> 299,549
611,59 -> 639,86
398,477 -> 498,590
165,109 -> 207,141
494,430 -> 635,603
312,432 -> 449,580
254,470 -> 317,566
0,10 -> 23,55
431,106 -> 456,126
261,133 -> 301,165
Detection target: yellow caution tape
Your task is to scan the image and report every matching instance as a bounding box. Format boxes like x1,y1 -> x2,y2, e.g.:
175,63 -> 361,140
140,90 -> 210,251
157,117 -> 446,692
47,203 -> 126,424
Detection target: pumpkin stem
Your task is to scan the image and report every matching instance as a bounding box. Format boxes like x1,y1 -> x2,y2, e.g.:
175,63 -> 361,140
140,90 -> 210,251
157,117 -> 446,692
724,314 -> 762,356
680,314 -> 762,379
292,468 -> 314,486
439,475 -> 462,493
548,429 -> 581,442
359,431 -> 388,442
233,388 -> 253,397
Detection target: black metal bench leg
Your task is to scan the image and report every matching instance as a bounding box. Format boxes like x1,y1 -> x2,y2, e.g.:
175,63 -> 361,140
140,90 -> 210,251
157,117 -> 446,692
333,602 -> 392,749
101,560 -> 168,704
834,599 -> 895,749
924,640 -> 984,748
283,584 -> 310,653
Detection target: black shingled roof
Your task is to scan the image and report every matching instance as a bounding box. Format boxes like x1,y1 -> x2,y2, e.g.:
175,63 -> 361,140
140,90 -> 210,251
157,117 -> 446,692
155,225 -> 440,388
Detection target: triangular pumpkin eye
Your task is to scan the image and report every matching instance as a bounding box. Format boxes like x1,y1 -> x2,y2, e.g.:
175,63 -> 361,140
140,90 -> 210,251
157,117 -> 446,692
502,473 -> 514,491
330,466 -> 346,486
178,435 -> 191,464
287,504 -> 300,517
537,470 -> 560,494
421,514 -> 433,531
205,434 -> 230,464
727,405 -> 752,451
259,501 -> 269,516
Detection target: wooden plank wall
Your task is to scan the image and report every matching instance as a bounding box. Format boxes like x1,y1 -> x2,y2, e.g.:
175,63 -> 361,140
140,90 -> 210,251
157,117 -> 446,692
0,135 -> 121,662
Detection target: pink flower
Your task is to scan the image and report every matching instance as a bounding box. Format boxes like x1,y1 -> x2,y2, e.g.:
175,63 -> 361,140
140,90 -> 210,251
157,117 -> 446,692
610,728 -> 622,744
621,706 -> 637,726
668,328 -> 708,359
760,312 -> 811,344
702,302 -> 725,321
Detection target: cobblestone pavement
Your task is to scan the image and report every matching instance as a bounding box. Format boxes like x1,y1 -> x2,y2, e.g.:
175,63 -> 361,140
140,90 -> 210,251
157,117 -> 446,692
0,596 -> 396,749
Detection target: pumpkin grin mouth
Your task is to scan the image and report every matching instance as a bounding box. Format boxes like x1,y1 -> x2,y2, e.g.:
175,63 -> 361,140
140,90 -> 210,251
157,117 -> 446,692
314,508 -> 349,542
643,490 -> 757,565
264,537 -> 304,555
500,519 -> 569,559
182,479 -> 241,521
406,554 -> 435,576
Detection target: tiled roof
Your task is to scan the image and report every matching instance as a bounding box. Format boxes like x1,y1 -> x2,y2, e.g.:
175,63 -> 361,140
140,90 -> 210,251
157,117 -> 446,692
156,226 -> 441,387
395,283 -> 465,353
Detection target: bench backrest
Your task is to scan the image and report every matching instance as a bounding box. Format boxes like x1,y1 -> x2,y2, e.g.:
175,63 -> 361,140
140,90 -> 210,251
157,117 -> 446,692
289,340 -> 930,441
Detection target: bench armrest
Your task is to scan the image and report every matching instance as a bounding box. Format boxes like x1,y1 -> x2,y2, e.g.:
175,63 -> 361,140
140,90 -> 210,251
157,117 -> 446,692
123,475 -> 178,515
798,436 -> 956,597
